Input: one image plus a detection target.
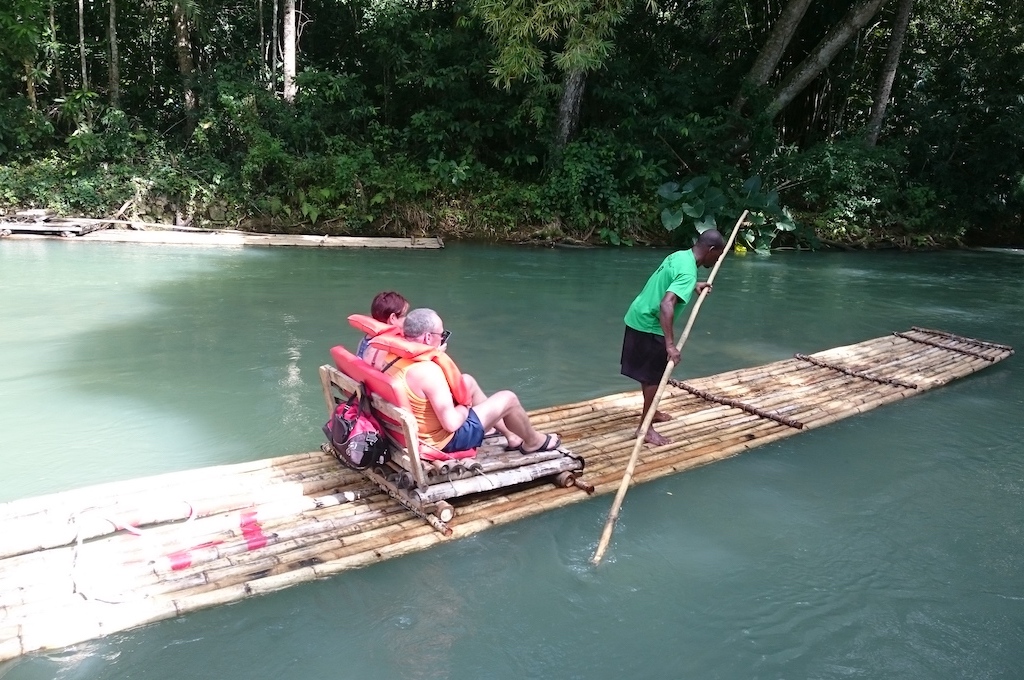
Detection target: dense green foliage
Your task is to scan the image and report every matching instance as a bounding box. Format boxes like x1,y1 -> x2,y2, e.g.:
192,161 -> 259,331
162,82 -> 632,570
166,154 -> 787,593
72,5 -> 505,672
0,0 -> 1021,247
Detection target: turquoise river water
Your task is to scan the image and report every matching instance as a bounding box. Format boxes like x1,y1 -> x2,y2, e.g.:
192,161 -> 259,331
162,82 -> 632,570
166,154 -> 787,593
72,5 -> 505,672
0,241 -> 1021,679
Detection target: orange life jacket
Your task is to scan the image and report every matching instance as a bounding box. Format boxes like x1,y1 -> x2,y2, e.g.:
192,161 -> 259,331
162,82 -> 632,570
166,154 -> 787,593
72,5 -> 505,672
368,333 -> 471,406
347,314 -> 401,339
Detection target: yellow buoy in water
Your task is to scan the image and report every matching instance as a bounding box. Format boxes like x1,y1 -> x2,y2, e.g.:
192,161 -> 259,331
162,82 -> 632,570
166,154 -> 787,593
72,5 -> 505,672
734,244 -> 748,255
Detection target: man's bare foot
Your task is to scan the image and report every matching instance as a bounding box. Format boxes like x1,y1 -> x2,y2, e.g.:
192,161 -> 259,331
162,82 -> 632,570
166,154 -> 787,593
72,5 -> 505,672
639,428 -> 671,446
653,410 -> 672,423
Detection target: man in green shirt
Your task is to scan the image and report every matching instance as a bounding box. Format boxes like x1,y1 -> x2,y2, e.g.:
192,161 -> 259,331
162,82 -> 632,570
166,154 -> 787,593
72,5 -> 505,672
621,229 -> 726,445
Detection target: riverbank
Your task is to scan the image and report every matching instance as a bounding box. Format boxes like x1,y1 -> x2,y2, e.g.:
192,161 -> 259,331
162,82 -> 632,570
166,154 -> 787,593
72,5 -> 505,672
0,211 -> 979,251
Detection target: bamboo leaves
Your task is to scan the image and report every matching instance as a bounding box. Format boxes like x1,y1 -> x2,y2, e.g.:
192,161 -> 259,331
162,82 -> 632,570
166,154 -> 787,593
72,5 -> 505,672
472,0 -> 634,87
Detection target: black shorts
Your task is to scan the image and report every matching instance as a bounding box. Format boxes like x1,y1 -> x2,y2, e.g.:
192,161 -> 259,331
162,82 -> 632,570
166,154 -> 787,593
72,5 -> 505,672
620,326 -> 668,386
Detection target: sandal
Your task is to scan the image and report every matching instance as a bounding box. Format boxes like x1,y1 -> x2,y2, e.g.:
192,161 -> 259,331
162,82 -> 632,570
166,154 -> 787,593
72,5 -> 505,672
520,433 -> 561,454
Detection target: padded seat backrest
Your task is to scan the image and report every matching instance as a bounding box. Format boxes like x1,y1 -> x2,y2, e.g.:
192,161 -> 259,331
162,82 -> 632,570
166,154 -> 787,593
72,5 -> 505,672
331,345 -> 411,412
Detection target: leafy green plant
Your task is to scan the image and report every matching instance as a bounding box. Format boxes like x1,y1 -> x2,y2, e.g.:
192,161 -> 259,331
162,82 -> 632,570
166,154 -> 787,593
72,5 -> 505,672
657,175 -> 796,253
427,154 -> 472,186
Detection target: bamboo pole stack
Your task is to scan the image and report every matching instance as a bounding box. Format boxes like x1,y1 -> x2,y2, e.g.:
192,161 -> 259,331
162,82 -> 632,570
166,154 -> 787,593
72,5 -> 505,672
0,327 -> 1011,662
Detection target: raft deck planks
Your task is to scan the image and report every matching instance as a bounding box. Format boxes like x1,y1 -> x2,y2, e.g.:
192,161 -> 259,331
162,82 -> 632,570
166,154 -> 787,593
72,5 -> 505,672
0,328 -> 1012,661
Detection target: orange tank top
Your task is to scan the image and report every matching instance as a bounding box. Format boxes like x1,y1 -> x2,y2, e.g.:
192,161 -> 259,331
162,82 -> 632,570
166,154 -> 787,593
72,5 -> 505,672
384,359 -> 455,450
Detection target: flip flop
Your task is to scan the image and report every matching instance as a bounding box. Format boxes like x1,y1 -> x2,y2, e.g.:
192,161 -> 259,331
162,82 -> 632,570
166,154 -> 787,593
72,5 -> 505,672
520,433 -> 561,454
503,440 -> 524,452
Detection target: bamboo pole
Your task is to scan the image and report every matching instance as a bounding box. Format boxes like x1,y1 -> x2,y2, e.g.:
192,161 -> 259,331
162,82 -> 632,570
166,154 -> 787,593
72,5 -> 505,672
591,211 -> 747,565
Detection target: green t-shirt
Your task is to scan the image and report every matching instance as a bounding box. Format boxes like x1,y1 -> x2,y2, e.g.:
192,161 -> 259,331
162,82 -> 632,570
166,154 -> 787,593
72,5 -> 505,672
623,250 -> 697,336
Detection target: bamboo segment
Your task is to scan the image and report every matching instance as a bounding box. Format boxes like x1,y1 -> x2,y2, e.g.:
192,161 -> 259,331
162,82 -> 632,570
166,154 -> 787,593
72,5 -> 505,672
412,457 -> 582,504
0,327 -> 1012,663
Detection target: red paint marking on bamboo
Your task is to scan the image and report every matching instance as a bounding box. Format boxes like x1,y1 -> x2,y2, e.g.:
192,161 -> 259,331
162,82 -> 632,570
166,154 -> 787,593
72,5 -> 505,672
240,511 -> 268,551
166,550 -> 192,571
165,541 -> 223,571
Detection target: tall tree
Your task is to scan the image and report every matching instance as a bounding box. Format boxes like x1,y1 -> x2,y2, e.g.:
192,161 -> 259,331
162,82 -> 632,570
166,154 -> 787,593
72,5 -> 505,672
108,0 -> 119,108
473,0 -> 636,148
171,0 -> 196,130
270,0 -> 279,93
556,70 -> 586,147
282,0 -> 296,101
732,0 -> 815,114
864,0 -> 913,146
0,0 -> 45,107
77,0 -> 87,89
258,0 -> 265,85
765,0 -> 891,120
48,0 -> 65,98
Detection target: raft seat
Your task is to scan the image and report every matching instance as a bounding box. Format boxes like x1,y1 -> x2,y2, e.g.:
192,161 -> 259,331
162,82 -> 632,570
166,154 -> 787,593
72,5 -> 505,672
320,345 -> 589,530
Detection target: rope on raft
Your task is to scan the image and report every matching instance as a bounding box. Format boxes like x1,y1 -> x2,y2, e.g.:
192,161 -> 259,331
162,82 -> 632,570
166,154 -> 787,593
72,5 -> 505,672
794,353 -> 919,389
667,379 -> 805,429
893,331 -> 996,361
911,326 -> 1015,353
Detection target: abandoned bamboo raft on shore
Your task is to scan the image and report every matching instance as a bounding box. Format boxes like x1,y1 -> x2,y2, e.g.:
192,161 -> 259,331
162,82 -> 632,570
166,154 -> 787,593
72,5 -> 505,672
0,327 -> 1012,662
0,211 -> 442,249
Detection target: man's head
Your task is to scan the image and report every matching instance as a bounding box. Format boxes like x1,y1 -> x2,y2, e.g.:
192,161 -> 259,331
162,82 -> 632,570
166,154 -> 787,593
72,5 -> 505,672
371,291 -> 409,328
692,229 -> 726,267
403,308 -> 446,347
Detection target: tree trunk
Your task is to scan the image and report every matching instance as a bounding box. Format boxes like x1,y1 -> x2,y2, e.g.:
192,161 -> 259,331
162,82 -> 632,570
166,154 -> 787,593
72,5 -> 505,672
865,0 -> 914,146
555,69 -> 586,148
48,0 -> 66,97
24,60 -> 37,109
258,0 -> 265,85
732,0 -> 814,114
765,0 -> 892,120
282,0 -> 297,101
77,0 -> 88,89
171,0 -> 196,130
108,0 -> 120,108
271,0 -> 279,93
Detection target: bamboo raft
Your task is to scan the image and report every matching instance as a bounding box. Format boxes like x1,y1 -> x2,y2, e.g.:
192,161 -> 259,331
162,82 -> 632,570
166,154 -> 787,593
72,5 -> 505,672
0,211 -> 442,249
0,327 -> 1012,661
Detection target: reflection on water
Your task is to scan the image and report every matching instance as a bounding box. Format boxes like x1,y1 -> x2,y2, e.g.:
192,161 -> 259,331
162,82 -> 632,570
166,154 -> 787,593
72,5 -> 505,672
1,243 -> 1022,679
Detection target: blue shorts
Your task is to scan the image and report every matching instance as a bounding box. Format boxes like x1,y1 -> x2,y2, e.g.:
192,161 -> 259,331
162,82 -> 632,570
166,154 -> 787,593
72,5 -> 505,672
442,408 -> 485,452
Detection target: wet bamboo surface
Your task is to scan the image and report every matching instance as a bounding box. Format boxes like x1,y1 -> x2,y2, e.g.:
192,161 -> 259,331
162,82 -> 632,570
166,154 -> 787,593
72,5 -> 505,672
0,328 -> 1011,661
